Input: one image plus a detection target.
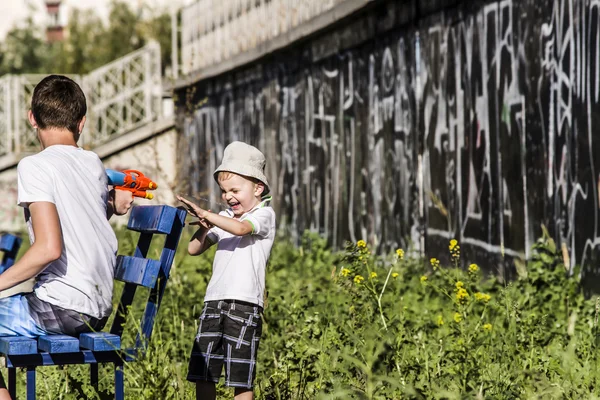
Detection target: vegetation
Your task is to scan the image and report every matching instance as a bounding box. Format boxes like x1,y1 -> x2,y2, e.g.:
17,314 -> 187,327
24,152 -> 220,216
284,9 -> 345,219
0,0 -> 172,77
4,226 -> 600,399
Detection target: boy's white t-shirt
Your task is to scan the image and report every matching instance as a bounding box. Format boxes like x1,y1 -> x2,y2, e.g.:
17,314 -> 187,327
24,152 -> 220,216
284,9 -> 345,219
17,145 -> 118,319
204,197 -> 276,307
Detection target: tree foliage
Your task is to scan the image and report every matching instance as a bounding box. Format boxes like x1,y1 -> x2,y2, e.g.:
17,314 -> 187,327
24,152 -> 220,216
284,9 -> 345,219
0,0 -> 171,77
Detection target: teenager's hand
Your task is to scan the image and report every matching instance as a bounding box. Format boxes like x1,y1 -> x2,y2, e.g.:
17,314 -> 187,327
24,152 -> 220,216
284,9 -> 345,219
107,188 -> 134,218
113,189 -> 134,215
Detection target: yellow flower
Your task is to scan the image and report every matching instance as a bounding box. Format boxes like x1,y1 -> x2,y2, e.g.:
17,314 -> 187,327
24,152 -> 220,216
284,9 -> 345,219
449,239 -> 460,260
449,239 -> 458,250
475,292 -> 491,303
483,323 -> 492,332
340,267 -> 350,277
455,281 -> 464,289
453,312 -> 462,323
469,263 -> 479,273
354,275 -> 364,284
420,275 -> 428,283
455,288 -> 470,304
357,240 -> 366,248
430,258 -> 440,269
396,248 -> 405,259
370,272 -> 377,279
437,315 -> 444,326
392,272 -> 399,279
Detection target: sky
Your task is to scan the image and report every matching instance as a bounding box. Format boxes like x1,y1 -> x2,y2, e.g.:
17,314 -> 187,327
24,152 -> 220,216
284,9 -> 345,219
0,0 -> 187,40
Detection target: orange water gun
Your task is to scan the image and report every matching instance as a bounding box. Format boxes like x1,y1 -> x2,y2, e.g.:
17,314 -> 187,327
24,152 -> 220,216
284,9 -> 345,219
106,169 -> 158,200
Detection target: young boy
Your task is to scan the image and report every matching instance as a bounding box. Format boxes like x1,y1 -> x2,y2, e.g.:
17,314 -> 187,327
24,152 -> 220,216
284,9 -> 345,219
0,75 -> 133,400
177,141 -> 276,400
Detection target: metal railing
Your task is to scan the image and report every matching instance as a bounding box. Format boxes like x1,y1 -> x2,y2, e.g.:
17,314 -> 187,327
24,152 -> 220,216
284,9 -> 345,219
82,41 -> 162,147
0,41 -> 162,157
0,75 -> 53,156
175,0 -> 366,76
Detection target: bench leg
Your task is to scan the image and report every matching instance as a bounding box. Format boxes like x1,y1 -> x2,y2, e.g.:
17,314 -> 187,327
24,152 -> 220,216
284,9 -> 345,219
8,368 -> 16,400
114,362 -> 124,400
26,367 -> 35,400
90,363 -> 98,390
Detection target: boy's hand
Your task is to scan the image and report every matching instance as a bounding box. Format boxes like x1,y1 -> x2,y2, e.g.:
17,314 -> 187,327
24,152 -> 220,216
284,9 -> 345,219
177,195 -> 213,229
190,219 -> 213,230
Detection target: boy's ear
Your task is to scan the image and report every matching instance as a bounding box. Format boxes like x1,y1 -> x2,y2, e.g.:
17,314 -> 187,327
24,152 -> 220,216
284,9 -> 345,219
28,110 -> 38,128
77,116 -> 86,134
255,182 -> 265,196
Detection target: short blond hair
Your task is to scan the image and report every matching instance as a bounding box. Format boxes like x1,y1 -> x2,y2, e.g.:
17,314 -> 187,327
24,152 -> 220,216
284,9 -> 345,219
217,171 -> 265,191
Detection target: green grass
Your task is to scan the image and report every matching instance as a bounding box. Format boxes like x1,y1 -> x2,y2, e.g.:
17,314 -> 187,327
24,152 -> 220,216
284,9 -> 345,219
4,228 -> 600,399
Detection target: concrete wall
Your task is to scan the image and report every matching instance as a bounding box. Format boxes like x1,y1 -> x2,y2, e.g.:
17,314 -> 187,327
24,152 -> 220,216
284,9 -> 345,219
0,168 -> 21,232
175,0 -> 600,281
101,126 -> 179,226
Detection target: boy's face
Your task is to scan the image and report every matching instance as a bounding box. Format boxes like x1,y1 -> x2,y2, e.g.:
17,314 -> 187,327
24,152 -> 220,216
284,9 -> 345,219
219,174 -> 263,217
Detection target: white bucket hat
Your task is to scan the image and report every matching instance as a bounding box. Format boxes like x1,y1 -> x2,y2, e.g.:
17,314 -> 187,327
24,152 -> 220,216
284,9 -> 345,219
213,141 -> 270,193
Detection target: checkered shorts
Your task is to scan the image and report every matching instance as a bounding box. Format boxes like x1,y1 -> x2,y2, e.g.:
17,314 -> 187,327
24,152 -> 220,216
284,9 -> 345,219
187,300 -> 263,388
0,293 -> 107,337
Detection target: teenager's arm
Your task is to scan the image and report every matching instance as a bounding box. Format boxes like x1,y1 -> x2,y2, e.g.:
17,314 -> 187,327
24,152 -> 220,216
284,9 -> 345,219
0,202 -> 62,291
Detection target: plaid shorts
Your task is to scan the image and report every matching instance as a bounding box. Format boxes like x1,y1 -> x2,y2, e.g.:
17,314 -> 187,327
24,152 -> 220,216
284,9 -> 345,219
0,293 -> 107,337
187,300 -> 263,388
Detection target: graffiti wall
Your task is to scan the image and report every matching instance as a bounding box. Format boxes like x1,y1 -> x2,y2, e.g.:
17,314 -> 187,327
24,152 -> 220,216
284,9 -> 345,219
176,0 -> 600,280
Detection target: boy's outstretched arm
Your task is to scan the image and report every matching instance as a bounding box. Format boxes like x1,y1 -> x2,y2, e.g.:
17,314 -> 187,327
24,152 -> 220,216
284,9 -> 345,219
0,202 -> 62,291
178,196 -> 253,237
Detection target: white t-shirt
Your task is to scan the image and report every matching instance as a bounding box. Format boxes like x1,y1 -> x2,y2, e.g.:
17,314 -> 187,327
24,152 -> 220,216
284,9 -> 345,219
17,145 -> 118,319
204,197 -> 276,307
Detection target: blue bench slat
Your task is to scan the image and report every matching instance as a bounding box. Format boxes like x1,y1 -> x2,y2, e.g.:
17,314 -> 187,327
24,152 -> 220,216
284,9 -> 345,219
79,332 -> 121,351
38,335 -> 80,353
115,255 -> 161,288
127,205 -> 176,234
0,234 -> 19,252
0,337 -> 37,355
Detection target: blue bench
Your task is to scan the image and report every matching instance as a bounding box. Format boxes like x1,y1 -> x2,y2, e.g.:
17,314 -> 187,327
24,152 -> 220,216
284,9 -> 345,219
0,233 -> 22,273
0,205 -> 186,399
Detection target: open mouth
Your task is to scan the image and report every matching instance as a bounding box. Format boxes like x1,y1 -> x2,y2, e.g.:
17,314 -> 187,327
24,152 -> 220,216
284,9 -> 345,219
229,201 -> 241,210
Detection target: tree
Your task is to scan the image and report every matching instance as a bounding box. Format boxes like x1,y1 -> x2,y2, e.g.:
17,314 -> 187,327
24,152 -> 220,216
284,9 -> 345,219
0,0 -> 172,77
48,8 -> 106,74
0,16 -> 47,75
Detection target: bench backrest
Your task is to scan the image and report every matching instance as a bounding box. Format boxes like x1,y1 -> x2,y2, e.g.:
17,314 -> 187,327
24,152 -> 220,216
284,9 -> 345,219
0,233 -> 22,274
110,205 -> 187,351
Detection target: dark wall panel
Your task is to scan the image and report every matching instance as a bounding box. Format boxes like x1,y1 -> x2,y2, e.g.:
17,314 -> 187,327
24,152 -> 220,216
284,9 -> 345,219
175,0 -> 600,280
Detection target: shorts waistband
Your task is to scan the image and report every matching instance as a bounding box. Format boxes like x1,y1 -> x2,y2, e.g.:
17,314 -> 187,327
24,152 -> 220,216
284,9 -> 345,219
209,299 -> 261,308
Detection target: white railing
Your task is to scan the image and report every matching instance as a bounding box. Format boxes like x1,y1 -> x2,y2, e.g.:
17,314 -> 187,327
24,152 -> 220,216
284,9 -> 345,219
0,74 -> 63,155
175,0 -> 366,76
0,41 -> 162,157
82,41 -> 162,147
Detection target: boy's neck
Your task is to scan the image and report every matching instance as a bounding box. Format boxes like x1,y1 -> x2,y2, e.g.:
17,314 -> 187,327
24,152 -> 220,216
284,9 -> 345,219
38,128 -> 78,149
